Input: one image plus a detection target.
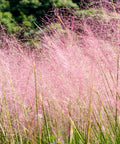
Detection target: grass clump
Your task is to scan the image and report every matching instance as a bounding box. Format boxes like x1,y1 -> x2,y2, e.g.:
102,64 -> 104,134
1,1 -> 120,143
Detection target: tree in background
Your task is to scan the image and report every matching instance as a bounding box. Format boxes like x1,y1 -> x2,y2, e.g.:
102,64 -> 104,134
0,0 -> 79,34
0,0 -> 118,36
0,0 -> 21,33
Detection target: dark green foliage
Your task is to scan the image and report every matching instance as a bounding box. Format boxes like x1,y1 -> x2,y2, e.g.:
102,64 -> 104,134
0,0 -> 10,11
72,0 -> 91,5
0,12 -> 21,33
0,0 -> 117,36
0,0 -> 79,35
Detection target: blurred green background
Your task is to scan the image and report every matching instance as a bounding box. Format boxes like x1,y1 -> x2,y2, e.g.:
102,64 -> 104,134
0,0 -> 91,35
0,0 -> 118,38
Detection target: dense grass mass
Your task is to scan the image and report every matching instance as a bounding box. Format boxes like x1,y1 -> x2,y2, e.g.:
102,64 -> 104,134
1,1 -> 120,144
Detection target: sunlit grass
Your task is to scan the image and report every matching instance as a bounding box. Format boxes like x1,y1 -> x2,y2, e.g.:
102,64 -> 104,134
0,1 -> 120,143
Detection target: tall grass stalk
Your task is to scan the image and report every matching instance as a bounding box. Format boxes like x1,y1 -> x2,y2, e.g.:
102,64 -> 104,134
40,94 -> 51,143
86,64 -> 94,144
111,1 -> 120,142
2,82 -> 14,144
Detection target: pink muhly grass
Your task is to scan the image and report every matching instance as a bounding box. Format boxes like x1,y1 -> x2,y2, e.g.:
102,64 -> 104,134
0,1 -> 120,142
34,5 -> 120,139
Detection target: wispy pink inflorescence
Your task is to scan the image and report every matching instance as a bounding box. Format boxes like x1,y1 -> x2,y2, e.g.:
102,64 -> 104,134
0,3 -> 120,130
